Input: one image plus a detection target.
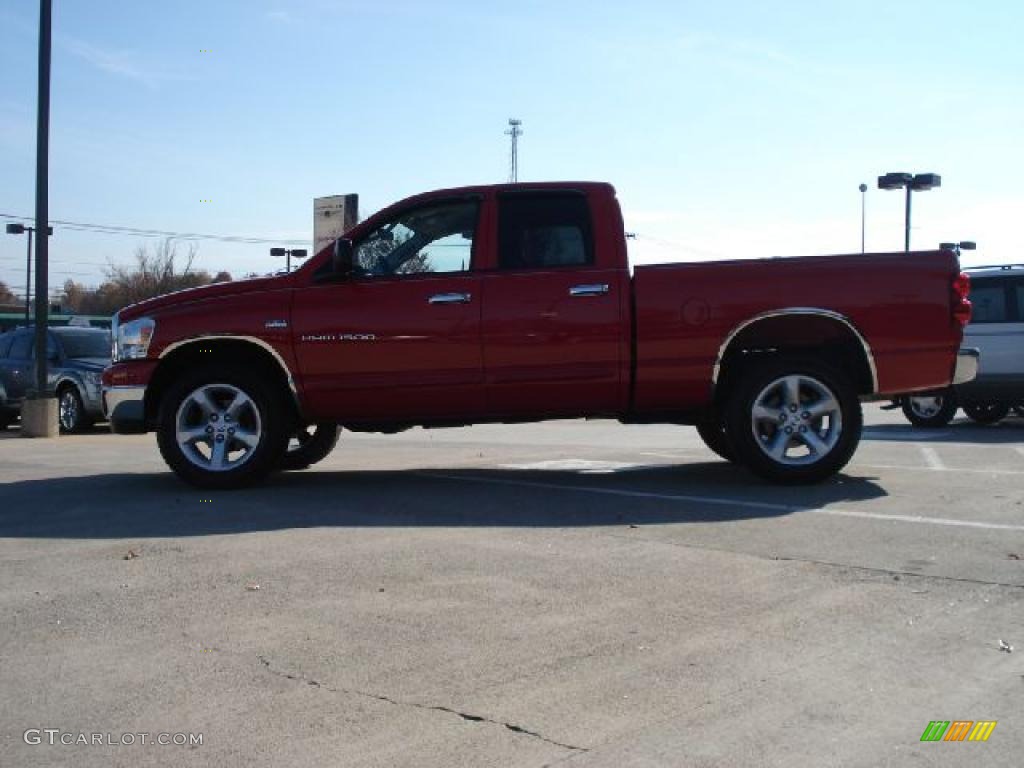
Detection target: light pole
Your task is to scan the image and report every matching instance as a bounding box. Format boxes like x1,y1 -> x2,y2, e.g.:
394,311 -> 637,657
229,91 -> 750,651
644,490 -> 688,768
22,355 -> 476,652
877,172 -> 941,252
5,222 -> 53,323
939,240 -> 976,258
270,247 -> 308,273
20,0 -> 57,437
858,183 -> 867,254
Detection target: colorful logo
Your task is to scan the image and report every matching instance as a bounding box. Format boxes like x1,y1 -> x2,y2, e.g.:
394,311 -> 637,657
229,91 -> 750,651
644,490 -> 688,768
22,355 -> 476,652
920,721 -> 997,742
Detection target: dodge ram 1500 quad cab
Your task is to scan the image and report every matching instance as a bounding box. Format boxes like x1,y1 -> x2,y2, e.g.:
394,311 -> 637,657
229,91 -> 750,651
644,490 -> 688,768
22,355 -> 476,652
102,182 -> 976,489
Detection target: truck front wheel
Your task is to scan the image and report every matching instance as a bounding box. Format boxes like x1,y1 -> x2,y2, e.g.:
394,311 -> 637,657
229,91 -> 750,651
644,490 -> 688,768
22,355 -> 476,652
725,358 -> 862,484
695,419 -> 736,462
156,365 -> 289,489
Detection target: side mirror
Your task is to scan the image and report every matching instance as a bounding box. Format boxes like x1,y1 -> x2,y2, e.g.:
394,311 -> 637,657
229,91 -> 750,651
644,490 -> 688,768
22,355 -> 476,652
332,239 -> 354,277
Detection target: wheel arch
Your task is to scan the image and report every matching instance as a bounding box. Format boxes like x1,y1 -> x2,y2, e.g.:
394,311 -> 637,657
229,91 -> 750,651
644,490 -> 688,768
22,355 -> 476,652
713,308 -> 878,403
145,336 -> 301,426
54,374 -> 82,395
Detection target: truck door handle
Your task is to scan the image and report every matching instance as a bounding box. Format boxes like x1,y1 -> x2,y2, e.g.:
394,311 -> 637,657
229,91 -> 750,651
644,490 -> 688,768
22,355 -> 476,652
428,292 -> 472,305
569,283 -> 610,297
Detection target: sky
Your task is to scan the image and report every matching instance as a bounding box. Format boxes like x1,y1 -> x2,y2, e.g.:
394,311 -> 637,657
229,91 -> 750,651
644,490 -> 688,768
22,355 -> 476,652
0,0 -> 1022,300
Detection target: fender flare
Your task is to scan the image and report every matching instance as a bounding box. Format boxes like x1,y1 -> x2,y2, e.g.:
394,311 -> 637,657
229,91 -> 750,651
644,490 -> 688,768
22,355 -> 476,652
712,307 -> 878,394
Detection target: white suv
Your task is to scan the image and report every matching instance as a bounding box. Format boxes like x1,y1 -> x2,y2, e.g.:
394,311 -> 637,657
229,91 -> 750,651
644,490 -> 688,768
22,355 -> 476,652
902,264 -> 1024,426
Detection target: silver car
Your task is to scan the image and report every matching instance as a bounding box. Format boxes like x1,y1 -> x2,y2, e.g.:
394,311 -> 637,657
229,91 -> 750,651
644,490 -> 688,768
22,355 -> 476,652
902,264 -> 1024,426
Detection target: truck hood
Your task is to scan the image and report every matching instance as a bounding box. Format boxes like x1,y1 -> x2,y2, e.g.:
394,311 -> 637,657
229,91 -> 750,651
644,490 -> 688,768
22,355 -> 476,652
118,274 -> 290,321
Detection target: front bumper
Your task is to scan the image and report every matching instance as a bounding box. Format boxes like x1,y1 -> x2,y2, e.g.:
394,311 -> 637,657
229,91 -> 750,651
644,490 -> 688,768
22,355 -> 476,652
102,385 -> 148,434
952,347 -> 980,386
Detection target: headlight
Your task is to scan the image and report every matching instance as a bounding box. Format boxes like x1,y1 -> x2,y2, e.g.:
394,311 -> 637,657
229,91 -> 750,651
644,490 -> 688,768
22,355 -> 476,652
114,317 -> 156,361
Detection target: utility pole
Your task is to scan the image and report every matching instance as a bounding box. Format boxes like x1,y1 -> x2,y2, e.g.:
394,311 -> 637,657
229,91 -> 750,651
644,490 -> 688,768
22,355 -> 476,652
505,118 -> 522,183
23,0 -> 58,436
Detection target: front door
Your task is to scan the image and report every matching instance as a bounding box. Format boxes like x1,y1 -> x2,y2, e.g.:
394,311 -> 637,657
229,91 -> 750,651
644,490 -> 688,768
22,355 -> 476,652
292,198 -> 485,423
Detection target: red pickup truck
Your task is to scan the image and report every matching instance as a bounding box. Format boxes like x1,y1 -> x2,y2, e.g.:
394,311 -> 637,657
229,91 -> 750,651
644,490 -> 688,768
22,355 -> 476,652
102,182 -> 976,489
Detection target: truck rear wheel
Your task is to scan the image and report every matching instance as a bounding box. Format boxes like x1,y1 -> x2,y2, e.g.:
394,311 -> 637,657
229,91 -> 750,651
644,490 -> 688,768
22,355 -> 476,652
725,358 -> 861,484
279,423 -> 341,471
901,391 -> 957,428
156,365 -> 289,490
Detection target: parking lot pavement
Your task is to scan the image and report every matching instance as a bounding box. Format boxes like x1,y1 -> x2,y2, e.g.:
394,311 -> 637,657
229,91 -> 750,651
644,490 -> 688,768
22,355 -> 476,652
1,405 -> 1022,767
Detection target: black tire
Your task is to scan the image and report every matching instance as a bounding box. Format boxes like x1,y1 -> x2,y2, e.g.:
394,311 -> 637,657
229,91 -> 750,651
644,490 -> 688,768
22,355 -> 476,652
901,391 -> 957,428
156,364 -> 289,490
695,418 -> 736,463
58,385 -> 92,433
962,402 -> 1010,425
724,357 -> 862,484
279,423 -> 341,471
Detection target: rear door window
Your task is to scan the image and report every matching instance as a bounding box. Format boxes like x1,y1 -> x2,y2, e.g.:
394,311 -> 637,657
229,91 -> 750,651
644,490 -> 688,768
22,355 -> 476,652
969,279 -> 1010,323
498,193 -> 594,269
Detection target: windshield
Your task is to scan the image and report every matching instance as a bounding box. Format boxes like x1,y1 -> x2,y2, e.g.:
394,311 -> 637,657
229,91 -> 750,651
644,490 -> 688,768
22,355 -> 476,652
55,330 -> 112,359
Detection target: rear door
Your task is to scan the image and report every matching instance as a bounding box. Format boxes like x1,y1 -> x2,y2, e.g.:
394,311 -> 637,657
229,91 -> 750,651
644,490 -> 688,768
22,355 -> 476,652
481,191 -> 627,417
964,276 -> 1024,379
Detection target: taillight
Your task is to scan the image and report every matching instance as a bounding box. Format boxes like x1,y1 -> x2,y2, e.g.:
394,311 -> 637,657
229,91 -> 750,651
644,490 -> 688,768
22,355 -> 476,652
952,271 -> 971,327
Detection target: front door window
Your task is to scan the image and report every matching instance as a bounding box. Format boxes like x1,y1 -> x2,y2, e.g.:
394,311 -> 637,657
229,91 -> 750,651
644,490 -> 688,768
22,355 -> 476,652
354,201 -> 479,277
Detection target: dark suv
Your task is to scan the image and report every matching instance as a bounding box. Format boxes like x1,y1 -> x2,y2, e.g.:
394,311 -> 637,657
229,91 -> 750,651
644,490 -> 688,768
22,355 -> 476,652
0,325 -> 111,432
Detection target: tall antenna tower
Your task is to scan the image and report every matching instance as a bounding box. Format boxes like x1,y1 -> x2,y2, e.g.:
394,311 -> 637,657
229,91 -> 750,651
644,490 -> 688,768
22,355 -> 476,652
505,118 -> 522,182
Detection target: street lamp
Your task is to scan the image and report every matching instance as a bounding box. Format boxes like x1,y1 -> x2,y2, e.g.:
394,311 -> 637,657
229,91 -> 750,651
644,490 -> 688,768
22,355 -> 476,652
877,172 -> 941,252
858,183 -> 867,254
939,240 -> 976,258
5,222 -> 53,323
269,247 -> 308,273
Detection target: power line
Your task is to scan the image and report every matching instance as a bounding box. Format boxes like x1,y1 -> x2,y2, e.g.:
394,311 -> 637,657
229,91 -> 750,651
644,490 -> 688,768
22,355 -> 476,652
627,232 -> 728,260
0,212 -> 311,246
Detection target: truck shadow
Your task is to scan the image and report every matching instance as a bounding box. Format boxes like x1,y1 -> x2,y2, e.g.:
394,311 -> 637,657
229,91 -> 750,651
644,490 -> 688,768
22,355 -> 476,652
0,462 -> 887,540
863,418 -> 1024,444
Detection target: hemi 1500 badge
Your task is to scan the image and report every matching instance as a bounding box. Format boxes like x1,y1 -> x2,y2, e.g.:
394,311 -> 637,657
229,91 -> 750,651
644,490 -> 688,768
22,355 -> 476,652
301,334 -> 376,342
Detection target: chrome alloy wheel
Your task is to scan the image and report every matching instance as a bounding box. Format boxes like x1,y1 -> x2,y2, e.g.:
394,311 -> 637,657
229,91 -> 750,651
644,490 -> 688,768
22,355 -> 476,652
59,389 -> 79,431
908,395 -> 944,419
174,383 -> 262,472
750,374 -> 843,466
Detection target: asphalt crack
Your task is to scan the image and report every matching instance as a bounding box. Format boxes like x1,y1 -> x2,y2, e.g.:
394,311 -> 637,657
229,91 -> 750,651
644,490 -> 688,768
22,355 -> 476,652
256,655 -> 588,754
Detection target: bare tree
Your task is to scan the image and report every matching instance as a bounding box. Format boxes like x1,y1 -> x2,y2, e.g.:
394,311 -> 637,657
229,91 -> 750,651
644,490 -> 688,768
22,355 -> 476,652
0,280 -> 18,307
58,238 -> 223,316
103,238 -> 207,306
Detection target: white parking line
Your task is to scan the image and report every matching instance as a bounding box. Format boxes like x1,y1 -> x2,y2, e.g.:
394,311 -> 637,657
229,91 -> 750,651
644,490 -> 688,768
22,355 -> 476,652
423,472 -> 1024,532
1015,447 -> 1024,461
856,462 -> 1024,477
917,445 -> 946,471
